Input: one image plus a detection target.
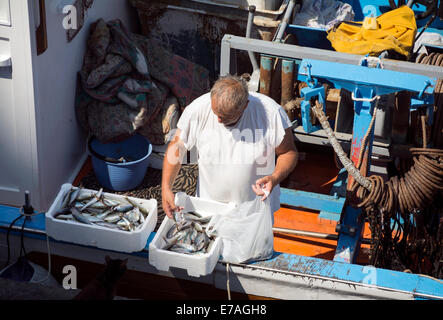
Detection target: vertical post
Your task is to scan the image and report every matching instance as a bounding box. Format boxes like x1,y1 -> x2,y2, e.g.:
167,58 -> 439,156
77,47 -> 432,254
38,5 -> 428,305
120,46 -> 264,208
259,56 -> 273,96
281,59 -> 295,106
220,35 -> 233,76
335,87 -> 377,264
347,88 -> 376,189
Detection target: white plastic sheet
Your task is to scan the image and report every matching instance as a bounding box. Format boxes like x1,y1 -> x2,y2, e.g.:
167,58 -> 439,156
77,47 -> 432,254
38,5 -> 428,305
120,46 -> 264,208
207,196 -> 274,264
293,0 -> 355,30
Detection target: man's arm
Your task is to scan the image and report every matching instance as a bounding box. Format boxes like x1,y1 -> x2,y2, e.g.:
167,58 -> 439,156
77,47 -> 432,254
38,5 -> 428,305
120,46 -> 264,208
253,127 -> 298,199
161,129 -> 187,218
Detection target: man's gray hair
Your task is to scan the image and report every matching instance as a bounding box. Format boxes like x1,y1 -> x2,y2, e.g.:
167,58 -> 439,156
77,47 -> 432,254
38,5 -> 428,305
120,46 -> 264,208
210,75 -> 249,113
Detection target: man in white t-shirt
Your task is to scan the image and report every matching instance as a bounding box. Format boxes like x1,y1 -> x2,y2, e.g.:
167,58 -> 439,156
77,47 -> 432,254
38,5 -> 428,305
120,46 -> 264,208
161,75 -> 298,219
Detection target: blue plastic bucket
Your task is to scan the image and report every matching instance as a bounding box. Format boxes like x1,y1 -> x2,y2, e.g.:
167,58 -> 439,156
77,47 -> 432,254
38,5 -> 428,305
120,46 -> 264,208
88,135 -> 152,191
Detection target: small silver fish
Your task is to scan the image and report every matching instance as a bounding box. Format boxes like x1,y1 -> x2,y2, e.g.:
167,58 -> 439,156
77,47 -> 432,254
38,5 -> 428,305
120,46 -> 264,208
113,204 -> 134,213
170,243 -> 197,254
93,221 -> 125,230
125,197 -> 150,217
55,214 -> 73,220
96,209 -> 114,220
60,189 -> 73,209
69,188 -> 81,206
104,213 -> 122,223
54,207 -> 72,218
125,208 -> 140,223
71,208 -> 94,225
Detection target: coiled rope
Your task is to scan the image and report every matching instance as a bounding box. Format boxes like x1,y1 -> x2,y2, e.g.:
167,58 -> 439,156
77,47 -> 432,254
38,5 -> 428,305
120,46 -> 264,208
312,98 -> 443,275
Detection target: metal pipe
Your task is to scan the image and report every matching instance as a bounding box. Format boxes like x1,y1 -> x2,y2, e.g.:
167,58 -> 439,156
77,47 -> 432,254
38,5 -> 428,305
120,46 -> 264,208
281,59 -> 295,105
259,55 -> 273,96
273,226 -> 372,244
220,34 -> 443,79
275,0 -> 296,42
246,5 -> 259,72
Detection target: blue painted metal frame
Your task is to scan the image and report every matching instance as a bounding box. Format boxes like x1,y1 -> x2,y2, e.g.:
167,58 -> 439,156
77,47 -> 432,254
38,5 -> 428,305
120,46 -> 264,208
294,58 -> 436,264
319,168 -> 348,221
251,252 -> 443,299
298,59 -> 436,95
280,188 -> 346,215
300,85 -> 326,134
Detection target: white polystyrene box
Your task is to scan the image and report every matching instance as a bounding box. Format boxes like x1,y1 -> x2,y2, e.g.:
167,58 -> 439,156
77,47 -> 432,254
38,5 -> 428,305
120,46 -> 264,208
149,192 -> 235,277
45,183 -> 157,253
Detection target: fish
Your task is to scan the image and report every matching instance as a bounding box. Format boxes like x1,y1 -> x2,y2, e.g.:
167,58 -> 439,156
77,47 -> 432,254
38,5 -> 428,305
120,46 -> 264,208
56,187 -> 146,232
162,210 -> 216,255
93,221 -> 126,231
60,189 -> 73,210
69,188 -> 81,206
55,214 -> 73,221
125,208 -> 140,224
169,243 -> 197,254
125,197 -> 150,217
71,208 -> 94,225
104,213 -> 122,223
54,206 -> 72,218
113,204 -> 134,213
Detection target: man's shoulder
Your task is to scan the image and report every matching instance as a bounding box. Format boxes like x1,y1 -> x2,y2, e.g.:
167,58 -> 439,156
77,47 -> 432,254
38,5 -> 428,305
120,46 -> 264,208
183,93 -> 211,114
248,92 -> 283,114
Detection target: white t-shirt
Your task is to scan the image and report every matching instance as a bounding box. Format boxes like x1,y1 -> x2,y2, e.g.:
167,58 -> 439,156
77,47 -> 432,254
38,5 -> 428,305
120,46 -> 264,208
177,91 -> 292,214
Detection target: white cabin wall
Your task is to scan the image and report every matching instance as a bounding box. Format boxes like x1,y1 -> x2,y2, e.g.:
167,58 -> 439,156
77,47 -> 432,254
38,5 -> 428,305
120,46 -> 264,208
30,0 -> 139,211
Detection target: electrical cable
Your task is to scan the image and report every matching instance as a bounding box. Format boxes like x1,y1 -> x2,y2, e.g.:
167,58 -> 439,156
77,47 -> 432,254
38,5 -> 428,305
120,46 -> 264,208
2,208 -> 51,284
2,215 -> 24,269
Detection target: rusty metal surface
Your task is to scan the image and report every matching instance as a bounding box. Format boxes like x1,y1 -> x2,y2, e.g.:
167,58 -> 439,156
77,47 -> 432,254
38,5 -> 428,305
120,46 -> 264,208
280,59 -> 294,106
259,55 -> 273,96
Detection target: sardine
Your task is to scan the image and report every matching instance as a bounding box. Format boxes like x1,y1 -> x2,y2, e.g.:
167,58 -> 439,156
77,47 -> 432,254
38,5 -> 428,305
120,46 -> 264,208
96,209 -> 114,220
93,221 -> 126,231
71,208 -> 94,225
125,208 -> 140,223
54,207 -> 72,218
88,201 -> 109,210
113,204 -> 134,213
104,213 -> 122,223
55,214 -> 73,220
170,243 -> 197,254
125,197 -> 150,217
82,213 -> 104,223
60,189 -> 73,209
69,188 -> 81,206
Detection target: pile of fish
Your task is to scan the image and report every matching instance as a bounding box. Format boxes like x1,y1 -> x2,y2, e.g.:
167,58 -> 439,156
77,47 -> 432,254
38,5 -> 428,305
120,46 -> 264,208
54,187 -> 149,232
162,211 -> 216,255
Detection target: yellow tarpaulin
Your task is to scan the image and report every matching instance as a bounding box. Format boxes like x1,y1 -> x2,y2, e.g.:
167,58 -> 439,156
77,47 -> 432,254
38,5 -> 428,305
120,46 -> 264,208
326,5 -> 417,58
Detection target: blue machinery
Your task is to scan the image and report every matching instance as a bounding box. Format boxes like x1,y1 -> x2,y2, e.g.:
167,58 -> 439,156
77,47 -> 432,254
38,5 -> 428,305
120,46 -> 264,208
220,32 -> 443,271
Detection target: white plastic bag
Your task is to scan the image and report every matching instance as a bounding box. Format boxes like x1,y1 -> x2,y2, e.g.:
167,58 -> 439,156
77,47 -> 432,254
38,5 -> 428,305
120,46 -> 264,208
207,196 -> 274,264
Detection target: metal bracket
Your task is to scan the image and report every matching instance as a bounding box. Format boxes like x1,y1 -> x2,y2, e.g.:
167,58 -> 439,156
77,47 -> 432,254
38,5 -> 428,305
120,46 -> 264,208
299,83 -> 325,133
335,223 -> 356,237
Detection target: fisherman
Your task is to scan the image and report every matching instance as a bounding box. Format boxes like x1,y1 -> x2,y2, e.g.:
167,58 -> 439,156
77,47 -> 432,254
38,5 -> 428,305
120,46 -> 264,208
161,75 -> 298,220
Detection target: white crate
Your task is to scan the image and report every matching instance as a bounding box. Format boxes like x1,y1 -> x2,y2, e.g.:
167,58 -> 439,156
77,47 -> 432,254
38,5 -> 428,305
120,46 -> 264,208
45,183 -> 157,253
149,192 -> 235,277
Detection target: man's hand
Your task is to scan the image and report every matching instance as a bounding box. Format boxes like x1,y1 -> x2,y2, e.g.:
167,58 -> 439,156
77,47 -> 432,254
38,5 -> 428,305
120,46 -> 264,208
252,127 -> 298,201
162,188 -> 177,219
161,129 -> 186,219
252,175 -> 276,201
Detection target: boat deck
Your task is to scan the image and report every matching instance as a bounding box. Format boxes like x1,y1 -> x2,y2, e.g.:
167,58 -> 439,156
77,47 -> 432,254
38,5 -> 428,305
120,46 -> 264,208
1,146 -> 442,300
